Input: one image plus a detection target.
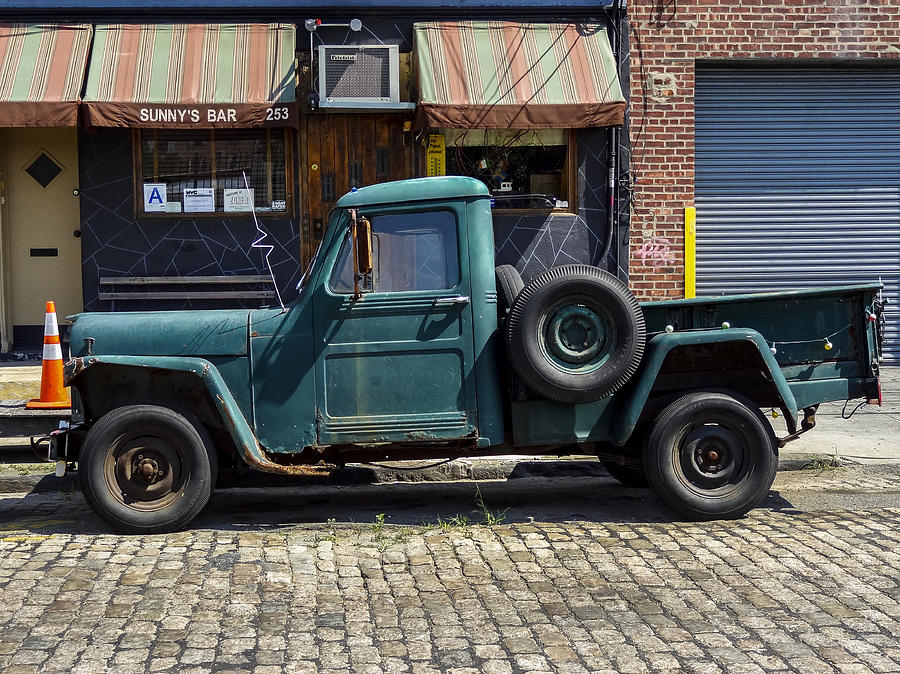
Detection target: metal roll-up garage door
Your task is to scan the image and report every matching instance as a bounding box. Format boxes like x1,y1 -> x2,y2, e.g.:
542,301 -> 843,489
695,66 -> 900,362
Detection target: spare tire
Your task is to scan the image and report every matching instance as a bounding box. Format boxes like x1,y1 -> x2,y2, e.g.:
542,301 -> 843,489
505,264 -> 645,403
495,265 -> 524,314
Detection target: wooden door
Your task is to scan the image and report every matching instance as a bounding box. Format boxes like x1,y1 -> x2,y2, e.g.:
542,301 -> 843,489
301,114 -> 414,265
2,128 -> 83,329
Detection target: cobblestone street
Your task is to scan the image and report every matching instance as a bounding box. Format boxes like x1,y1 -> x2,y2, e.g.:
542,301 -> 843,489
1,468 -> 899,673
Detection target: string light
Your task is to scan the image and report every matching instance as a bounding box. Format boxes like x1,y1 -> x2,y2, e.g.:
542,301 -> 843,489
760,302 -> 878,354
651,303 -> 879,360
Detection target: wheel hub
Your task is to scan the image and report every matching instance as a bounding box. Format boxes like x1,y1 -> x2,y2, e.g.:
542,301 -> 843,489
107,437 -> 183,509
680,426 -> 741,488
136,457 -> 160,481
546,305 -> 607,365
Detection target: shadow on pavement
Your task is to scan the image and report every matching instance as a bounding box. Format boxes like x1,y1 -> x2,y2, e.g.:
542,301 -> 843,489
2,474 -> 809,536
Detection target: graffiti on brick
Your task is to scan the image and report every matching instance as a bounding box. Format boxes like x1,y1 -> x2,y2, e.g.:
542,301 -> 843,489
637,235 -> 676,267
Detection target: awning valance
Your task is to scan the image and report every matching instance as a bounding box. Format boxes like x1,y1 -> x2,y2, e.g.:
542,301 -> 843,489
414,21 -> 625,130
0,23 -> 91,127
82,23 -> 298,128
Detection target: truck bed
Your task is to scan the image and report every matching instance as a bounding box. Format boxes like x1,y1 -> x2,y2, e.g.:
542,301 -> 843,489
510,283 -> 882,448
641,283 -> 882,389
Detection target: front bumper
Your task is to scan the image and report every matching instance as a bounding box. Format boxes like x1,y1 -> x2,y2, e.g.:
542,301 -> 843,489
48,423 -> 85,463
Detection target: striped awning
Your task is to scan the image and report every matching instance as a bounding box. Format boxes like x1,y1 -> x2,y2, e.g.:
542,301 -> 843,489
82,23 -> 297,128
0,23 -> 91,127
414,22 -> 625,129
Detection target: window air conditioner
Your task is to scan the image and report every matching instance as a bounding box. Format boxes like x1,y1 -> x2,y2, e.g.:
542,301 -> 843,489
318,44 -> 400,108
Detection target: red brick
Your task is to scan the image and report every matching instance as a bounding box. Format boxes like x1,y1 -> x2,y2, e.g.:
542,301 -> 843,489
626,0 -> 900,299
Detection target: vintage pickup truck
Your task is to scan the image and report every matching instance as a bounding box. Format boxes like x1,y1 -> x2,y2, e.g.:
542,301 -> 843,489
51,177 -> 884,533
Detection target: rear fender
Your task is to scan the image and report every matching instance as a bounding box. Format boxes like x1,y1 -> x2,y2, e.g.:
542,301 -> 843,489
612,329 -> 799,445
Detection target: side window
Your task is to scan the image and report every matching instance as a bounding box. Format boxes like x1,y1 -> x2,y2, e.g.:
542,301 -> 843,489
330,210 -> 459,294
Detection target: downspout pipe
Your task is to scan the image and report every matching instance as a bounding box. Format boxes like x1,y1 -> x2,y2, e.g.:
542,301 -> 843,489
600,0 -> 621,277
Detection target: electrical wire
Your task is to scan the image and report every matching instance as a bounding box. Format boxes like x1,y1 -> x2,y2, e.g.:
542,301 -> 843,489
841,399 -> 868,420
242,170 -> 285,311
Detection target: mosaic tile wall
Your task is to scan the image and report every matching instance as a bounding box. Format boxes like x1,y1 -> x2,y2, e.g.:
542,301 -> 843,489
493,127 -> 629,284
78,130 -> 626,310
77,128 -> 303,313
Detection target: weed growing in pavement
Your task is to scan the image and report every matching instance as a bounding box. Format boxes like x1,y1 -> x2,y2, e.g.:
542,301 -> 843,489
389,529 -> 412,548
803,457 -> 842,471
316,517 -> 338,543
437,514 -> 469,531
370,513 -> 390,551
474,485 -> 509,526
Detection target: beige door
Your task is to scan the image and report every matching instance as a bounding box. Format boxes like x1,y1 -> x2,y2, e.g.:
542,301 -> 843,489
1,127 -> 82,335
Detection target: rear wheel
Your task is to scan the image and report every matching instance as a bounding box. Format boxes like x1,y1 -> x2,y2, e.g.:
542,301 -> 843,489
643,392 -> 777,520
79,405 -> 217,533
601,459 -> 649,488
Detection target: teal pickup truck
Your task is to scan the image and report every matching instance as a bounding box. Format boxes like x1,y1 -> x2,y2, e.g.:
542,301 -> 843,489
51,177 -> 884,533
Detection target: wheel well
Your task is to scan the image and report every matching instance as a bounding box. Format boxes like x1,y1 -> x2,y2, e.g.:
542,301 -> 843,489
624,341 -> 786,444
72,364 -> 240,467
650,342 -> 784,408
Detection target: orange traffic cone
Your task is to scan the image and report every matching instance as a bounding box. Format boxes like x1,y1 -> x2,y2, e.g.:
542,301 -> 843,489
26,301 -> 71,409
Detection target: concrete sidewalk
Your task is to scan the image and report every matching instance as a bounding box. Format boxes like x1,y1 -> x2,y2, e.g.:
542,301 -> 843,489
774,365 -> 900,464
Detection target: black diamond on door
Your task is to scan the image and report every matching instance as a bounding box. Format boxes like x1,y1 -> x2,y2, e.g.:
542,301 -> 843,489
24,151 -> 64,188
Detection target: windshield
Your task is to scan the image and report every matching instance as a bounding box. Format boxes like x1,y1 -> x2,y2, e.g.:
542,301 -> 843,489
295,238 -> 324,292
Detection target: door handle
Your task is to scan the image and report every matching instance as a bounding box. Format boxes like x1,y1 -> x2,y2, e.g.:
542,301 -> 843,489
434,295 -> 469,306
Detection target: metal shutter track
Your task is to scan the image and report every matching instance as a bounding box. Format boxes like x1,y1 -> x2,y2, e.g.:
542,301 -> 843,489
696,67 -> 900,362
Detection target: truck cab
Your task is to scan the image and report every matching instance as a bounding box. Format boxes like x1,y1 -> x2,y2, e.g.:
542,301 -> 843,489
248,177 -> 502,454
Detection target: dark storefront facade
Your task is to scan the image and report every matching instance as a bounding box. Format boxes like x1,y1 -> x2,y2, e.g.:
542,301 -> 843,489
0,1 -> 629,350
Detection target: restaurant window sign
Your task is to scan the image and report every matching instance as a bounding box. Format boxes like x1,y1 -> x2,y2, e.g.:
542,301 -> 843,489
136,129 -> 290,216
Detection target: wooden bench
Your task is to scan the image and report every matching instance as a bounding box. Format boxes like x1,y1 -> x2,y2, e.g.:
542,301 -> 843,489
99,275 -> 277,308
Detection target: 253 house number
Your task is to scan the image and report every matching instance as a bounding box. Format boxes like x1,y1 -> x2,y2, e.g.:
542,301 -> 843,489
266,106 -> 290,121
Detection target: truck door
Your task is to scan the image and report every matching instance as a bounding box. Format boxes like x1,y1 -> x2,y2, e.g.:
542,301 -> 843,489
313,203 -> 477,445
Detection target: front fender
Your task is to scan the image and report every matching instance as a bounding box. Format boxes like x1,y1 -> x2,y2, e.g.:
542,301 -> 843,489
612,329 -> 799,445
64,355 -> 284,474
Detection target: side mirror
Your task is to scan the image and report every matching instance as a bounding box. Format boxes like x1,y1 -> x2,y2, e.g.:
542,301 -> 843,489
356,217 -> 373,275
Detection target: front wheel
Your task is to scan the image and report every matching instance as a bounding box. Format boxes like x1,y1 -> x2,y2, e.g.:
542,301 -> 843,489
643,392 -> 777,520
79,405 -> 217,533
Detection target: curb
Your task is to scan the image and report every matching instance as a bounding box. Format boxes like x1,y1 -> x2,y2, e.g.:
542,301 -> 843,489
0,453 -> 885,496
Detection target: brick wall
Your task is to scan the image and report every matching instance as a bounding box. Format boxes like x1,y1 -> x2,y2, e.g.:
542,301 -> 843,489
627,0 -> 900,299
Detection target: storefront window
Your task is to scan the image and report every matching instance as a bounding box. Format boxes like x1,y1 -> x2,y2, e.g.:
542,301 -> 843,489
137,129 -> 290,216
442,129 -> 572,211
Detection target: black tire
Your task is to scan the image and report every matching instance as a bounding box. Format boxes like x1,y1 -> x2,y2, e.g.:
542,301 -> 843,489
78,405 -> 217,533
643,392 -> 777,520
601,459 -> 649,488
495,265 -> 524,314
505,264 -> 645,403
